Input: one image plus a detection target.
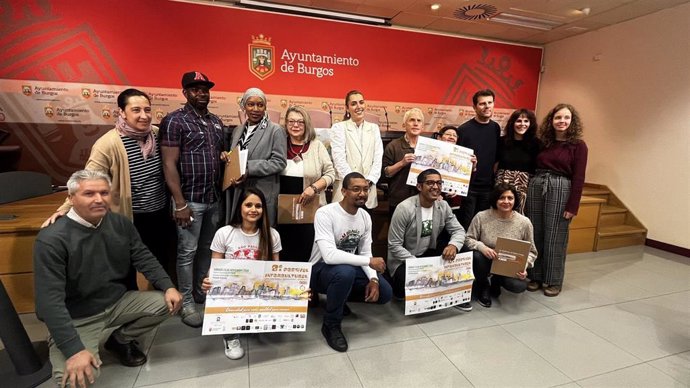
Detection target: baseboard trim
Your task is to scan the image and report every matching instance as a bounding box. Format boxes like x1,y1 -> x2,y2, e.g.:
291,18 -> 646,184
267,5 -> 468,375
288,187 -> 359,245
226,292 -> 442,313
645,239 -> 690,258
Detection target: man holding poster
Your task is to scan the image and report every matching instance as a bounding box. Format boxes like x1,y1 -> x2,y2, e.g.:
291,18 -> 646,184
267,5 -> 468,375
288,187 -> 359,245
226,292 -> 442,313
309,172 -> 392,352
387,169 -> 469,311
382,108 -> 424,216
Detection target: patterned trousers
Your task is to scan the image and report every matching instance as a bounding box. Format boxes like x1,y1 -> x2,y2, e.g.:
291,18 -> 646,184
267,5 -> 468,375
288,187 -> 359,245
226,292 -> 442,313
525,171 -> 572,287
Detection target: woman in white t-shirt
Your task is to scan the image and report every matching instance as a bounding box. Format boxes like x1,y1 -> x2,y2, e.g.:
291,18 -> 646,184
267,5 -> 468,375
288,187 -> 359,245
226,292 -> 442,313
202,188 -> 281,360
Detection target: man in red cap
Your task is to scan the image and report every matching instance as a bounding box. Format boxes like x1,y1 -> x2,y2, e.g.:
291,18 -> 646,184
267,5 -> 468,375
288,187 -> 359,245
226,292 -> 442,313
160,71 -> 225,327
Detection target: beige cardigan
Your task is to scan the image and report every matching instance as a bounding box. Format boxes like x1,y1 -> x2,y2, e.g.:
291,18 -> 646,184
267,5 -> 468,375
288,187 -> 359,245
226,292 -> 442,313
58,127 -> 160,220
298,139 -> 336,206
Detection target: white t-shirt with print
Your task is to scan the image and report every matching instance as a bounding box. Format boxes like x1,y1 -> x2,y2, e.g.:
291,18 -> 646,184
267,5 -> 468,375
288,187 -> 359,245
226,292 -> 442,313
308,202 -> 377,280
211,225 -> 282,260
418,205 -> 434,254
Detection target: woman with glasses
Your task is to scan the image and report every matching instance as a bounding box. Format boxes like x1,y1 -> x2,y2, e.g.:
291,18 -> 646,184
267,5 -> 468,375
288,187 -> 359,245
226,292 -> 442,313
226,88 -> 287,226
278,106 -> 335,261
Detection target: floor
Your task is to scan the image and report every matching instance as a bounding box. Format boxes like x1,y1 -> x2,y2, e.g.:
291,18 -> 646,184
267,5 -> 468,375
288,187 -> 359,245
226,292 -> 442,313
12,246 -> 690,387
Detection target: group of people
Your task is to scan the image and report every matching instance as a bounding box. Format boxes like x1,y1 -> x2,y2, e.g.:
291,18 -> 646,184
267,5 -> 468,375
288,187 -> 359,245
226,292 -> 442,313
34,71 -> 587,387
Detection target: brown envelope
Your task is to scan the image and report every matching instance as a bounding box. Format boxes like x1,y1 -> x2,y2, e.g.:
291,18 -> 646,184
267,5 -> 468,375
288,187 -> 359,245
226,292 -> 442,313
277,194 -> 319,224
490,237 -> 531,278
222,146 -> 242,191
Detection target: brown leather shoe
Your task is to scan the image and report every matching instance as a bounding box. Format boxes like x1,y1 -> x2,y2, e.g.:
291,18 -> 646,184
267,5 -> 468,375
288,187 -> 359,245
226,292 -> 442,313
543,285 -> 561,297
527,281 -> 541,292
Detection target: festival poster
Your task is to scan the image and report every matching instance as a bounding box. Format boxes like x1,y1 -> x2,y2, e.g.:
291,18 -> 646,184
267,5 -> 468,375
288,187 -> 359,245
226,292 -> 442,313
406,136 -> 474,196
404,252 -> 474,316
202,260 -> 311,335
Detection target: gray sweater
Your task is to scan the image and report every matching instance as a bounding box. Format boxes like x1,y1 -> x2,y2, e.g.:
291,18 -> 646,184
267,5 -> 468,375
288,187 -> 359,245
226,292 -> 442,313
465,209 -> 538,267
34,212 -> 174,359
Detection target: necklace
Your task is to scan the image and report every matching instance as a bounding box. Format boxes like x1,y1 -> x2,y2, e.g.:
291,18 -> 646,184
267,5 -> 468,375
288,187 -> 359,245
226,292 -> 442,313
289,141 -> 306,162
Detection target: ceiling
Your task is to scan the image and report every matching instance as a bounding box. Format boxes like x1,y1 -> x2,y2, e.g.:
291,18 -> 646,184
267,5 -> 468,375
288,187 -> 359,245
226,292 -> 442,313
205,0 -> 689,45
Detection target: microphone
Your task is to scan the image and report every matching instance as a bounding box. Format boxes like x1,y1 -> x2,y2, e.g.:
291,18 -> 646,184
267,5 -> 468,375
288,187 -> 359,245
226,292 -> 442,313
383,107 -> 390,131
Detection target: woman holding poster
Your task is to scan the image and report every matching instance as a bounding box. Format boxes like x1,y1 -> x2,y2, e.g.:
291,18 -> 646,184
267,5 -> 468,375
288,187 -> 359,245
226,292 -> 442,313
278,106 -> 335,261
329,90 -> 383,209
496,109 -> 541,214
526,104 -> 588,297
202,188 -> 281,360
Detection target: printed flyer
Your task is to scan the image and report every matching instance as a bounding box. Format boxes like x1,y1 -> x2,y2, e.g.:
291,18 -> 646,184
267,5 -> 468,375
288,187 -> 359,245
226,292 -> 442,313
202,260 -> 311,335
404,252 -> 474,315
406,136 -> 474,196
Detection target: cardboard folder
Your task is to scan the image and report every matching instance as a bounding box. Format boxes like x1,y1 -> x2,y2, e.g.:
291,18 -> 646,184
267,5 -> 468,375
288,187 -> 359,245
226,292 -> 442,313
490,237 -> 531,278
277,194 -> 319,224
222,147 -> 247,191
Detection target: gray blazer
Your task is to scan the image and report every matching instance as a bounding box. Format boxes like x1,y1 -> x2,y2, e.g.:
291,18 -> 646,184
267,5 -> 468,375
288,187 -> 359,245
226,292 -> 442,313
387,195 -> 466,275
227,118 -> 287,225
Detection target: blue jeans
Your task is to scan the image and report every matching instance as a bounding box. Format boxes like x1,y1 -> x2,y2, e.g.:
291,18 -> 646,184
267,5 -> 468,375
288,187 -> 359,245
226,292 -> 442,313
311,262 -> 393,326
176,201 -> 220,306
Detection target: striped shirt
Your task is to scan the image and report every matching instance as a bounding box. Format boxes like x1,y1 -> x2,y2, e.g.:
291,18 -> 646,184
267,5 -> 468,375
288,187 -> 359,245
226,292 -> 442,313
160,104 -> 224,204
121,135 -> 167,213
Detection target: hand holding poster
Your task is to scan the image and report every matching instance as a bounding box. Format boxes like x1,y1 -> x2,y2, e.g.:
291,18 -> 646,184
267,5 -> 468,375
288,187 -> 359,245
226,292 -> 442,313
404,252 -> 474,315
202,260 -> 311,335
406,136 -> 474,196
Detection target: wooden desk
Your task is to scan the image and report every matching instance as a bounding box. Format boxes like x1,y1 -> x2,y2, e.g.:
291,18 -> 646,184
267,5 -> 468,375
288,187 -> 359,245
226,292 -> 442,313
0,191 -> 67,313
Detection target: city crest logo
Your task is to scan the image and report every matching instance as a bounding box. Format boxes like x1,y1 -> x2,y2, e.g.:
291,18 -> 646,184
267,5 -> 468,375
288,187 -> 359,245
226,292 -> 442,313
249,34 -> 275,80
22,85 -> 32,96
81,88 -> 91,99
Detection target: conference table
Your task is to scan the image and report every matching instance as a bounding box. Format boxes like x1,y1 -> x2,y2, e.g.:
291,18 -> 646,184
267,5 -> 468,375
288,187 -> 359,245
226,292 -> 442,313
0,191 -> 66,313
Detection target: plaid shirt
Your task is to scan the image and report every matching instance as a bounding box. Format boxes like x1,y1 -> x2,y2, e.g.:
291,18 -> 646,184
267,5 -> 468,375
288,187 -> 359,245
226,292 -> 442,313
160,104 -> 224,204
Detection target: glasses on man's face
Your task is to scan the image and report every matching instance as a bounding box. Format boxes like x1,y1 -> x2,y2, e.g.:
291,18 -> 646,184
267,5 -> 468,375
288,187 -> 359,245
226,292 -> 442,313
423,180 -> 444,188
348,186 -> 370,194
287,120 -> 305,127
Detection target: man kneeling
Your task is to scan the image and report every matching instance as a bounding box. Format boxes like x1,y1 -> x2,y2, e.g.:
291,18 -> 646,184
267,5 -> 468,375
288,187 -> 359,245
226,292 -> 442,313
387,169 -> 468,310
309,172 -> 392,352
34,170 -> 182,387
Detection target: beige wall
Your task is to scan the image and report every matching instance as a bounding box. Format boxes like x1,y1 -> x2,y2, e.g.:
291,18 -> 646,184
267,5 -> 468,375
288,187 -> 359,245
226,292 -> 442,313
536,3 -> 690,249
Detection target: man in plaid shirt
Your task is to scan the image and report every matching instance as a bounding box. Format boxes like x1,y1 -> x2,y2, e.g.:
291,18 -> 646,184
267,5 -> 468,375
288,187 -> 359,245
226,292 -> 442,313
161,71 -> 225,327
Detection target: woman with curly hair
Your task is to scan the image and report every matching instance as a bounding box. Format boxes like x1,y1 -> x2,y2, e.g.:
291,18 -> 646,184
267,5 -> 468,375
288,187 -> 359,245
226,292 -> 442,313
526,104 -> 588,297
496,109 -> 541,214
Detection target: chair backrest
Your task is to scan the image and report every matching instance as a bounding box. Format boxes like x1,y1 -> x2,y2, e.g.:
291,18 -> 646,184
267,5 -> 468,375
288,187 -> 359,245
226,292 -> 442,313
0,171 -> 52,204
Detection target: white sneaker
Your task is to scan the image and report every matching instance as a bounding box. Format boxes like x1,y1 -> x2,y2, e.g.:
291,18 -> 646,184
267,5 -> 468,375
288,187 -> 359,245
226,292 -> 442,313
223,337 -> 245,360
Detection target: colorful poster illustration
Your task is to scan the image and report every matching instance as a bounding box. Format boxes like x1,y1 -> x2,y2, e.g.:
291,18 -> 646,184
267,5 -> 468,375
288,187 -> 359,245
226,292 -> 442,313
406,136 -> 474,196
404,252 -> 474,316
202,260 -> 311,335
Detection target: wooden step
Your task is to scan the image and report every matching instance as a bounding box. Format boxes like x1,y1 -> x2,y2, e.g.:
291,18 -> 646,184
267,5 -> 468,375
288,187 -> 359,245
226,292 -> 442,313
600,205 -> 628,227
598,225 -> 647,237
601,205 -> 627,214
596,224 -> 647,251
582,187 -> 610,196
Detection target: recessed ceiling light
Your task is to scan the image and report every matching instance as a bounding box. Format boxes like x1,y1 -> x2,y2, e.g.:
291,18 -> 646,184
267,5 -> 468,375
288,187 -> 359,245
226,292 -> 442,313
431,4 -> 441,11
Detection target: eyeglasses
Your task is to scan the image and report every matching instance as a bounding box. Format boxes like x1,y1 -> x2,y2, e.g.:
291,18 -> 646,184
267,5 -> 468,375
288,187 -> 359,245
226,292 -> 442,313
347,186 -> 370,194
423,180 -> 444,187
287,120 -> 305,127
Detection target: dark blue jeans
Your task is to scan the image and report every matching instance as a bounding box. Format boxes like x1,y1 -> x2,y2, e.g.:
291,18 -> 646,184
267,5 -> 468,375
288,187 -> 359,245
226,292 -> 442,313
311,262 -> 392,325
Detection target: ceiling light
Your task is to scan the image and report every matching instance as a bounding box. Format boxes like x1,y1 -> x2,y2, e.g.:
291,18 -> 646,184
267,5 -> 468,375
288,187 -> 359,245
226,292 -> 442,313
431,4 -> 441,11
235,0 -> 390,25
489,12 -> 562,30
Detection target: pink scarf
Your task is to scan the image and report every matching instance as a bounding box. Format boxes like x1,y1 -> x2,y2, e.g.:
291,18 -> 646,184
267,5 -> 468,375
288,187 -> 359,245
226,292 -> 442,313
115,115 -> 156,160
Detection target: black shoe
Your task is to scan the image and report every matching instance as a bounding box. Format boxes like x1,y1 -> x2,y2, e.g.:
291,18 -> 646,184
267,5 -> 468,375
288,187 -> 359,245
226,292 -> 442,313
477,287 -> 492,308
321,323 -> 348,352
105,335 -> 147,367
342,303 -> 351,316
